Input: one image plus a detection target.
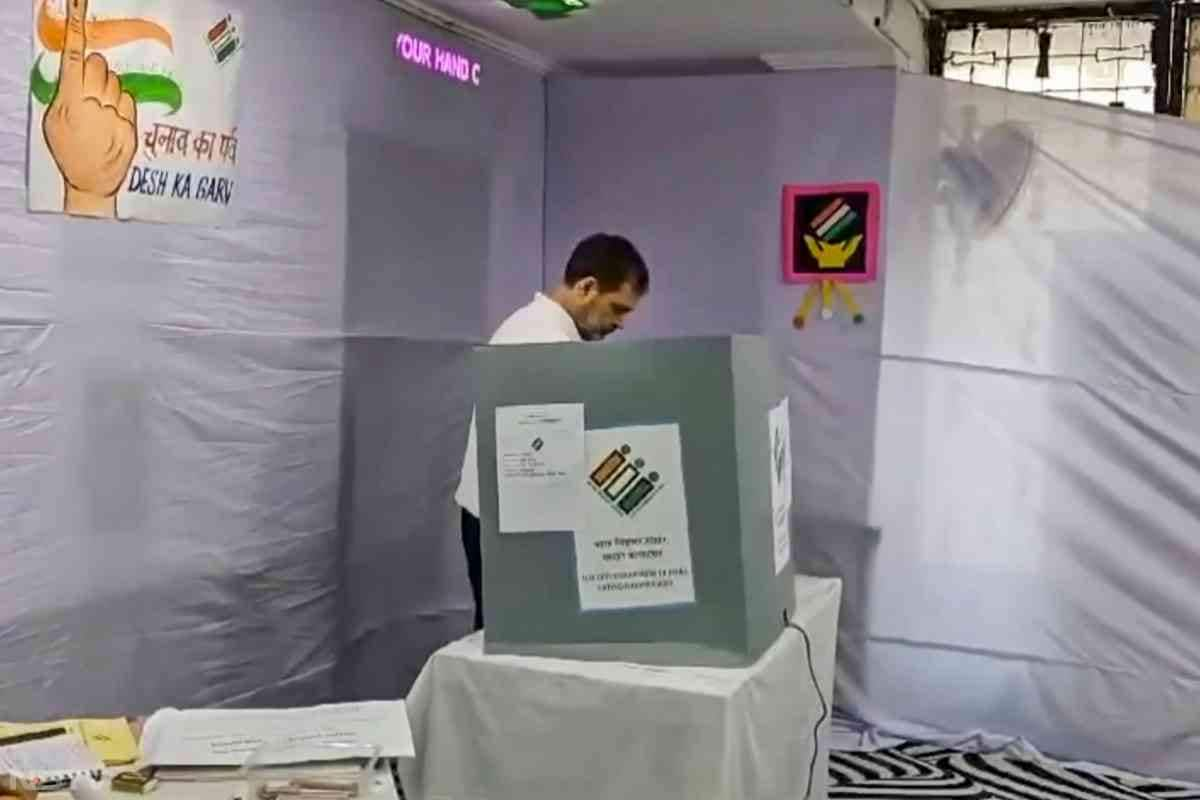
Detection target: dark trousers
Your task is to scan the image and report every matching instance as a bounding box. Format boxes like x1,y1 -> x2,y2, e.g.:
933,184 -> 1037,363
460,509 -> 484,631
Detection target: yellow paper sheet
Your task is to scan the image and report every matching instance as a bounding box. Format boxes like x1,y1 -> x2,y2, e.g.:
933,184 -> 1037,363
0,719 -> 139,765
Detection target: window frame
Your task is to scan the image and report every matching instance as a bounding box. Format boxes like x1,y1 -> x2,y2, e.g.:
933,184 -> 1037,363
928,2 -> 1173,115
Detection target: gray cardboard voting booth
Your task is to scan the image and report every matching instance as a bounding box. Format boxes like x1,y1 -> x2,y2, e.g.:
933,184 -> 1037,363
474,335 -> 795,667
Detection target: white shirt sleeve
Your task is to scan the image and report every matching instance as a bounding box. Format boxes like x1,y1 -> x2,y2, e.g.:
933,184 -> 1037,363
454,295 -> 579,518
454,408 -> 481,516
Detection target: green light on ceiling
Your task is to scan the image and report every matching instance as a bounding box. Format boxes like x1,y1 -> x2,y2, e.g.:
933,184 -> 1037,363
503,0 -> 590,20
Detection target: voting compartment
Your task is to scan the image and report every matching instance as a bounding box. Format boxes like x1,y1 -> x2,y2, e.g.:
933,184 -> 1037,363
474,335 -> 796,667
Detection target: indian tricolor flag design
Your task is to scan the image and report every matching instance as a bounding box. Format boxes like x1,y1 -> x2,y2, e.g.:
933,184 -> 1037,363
810,197 -> 859,242
30,0 -> 182,114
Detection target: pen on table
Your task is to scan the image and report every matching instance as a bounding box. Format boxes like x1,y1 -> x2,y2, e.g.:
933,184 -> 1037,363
290,780 -> 358,793
0,728 -> 69,747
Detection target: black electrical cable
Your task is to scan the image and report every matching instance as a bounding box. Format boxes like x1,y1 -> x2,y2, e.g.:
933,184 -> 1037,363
784,609 -> 829,800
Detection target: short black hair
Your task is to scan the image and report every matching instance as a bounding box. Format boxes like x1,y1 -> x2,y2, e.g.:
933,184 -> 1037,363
563,233 -> 649,295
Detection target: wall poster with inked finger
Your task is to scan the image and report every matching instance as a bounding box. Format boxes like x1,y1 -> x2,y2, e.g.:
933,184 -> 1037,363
27,0 -> 244,224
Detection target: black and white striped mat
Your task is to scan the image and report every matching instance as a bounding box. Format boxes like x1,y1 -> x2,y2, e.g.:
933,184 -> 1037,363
830,743 -> 1200,800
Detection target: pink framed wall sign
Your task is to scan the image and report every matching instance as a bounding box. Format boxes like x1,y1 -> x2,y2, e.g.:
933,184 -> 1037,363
781,182 -> 882,285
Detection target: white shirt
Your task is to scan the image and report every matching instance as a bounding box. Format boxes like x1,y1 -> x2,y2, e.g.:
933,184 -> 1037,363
455,292 -> 582,516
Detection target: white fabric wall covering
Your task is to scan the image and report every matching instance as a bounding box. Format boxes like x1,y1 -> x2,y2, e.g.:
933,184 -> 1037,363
863,74 -> 1200,781
0,0 -> 544,716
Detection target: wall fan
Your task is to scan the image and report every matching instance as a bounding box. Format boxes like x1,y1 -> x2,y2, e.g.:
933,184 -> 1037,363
938,107 -> 1036,242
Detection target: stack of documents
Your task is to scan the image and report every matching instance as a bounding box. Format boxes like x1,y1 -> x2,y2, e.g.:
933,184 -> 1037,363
141,701 -> 413,767
140,701 -> 412,800
0,731 -> 103,789
0,719 -> 138,766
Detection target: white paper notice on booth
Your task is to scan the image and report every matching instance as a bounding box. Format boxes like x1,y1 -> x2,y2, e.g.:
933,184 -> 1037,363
574,424 -> 695,611
768,397 -> 793,574
495,403 -> 586,533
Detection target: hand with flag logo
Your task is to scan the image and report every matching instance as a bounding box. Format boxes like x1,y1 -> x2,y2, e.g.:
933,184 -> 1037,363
42,0 -> 138,218
802,234 -> 863,270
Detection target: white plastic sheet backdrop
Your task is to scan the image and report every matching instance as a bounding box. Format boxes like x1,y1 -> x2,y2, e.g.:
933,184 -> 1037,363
861,74 -> 1200,781
544,70 -> 1198,781
0,0 -> 544,716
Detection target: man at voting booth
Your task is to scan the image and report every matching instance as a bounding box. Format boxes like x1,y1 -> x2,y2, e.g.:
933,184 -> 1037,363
408,288 -> 840,800
455,233 -> 650,630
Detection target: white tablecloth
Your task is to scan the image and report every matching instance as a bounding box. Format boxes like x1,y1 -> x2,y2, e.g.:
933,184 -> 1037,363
399,576 -> 842,800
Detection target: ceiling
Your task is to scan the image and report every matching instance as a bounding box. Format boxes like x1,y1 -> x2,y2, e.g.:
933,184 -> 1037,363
407,0 -> 898,74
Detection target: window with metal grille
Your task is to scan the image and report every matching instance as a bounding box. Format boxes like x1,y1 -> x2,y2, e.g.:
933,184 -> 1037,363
1186,15 -> 1200,119
942,20 -> 1156,113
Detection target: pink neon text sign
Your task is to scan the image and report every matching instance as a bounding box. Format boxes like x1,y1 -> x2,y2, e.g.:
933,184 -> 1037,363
395,32 -> 482,87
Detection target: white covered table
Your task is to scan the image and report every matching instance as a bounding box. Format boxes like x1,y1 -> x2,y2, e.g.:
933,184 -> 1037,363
399,576 -> 841,800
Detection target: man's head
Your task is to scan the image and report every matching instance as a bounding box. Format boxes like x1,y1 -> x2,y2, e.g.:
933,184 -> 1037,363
552,233 -> 649,341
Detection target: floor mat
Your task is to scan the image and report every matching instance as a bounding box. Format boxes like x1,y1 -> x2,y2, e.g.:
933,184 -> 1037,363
830,742 -> 1200,800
